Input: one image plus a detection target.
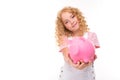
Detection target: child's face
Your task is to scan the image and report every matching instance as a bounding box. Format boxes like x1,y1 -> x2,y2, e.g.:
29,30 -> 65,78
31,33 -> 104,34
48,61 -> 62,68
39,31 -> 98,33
61,12 -> 79,32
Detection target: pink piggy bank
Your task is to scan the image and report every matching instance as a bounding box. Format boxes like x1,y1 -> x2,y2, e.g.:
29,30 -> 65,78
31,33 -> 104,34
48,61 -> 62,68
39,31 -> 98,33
68,37 -> 95,64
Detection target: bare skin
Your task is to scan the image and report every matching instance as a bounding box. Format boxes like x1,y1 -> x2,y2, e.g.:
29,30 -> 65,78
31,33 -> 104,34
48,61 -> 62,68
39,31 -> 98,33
61,47 -> 96,70
60,12 -> 97,70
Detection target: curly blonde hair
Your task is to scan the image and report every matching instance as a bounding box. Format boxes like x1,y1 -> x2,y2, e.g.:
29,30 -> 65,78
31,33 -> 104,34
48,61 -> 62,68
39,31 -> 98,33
55,6 -> 89,46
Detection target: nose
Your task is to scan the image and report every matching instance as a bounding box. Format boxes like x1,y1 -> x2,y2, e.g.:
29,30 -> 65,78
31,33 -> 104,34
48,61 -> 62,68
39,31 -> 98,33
70,19 -> 75,25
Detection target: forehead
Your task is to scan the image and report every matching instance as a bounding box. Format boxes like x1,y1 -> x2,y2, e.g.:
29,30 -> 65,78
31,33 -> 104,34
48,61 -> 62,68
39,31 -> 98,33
61,12 -> 72,20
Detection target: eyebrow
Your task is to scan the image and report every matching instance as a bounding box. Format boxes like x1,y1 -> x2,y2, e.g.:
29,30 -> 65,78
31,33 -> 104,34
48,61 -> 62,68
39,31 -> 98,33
70,13 -> 74,17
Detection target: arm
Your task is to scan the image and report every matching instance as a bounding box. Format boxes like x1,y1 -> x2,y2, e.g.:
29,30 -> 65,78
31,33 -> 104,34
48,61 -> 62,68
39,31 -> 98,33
59,36 -> 92,70
60,47 -> 74,65
61,47 -> 93,70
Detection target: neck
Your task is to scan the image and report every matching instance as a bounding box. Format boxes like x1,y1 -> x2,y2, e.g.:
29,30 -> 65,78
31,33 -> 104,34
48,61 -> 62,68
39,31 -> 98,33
72,31 -> 83,37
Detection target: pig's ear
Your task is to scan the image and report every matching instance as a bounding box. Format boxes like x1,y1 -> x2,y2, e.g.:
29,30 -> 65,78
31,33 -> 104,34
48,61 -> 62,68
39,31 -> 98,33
95,45 -> 100,48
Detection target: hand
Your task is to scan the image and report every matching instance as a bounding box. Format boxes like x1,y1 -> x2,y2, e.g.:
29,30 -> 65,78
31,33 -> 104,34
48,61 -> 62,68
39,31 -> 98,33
61,48 -> 93,70
74,54 -> 97,70
72,61 -> 92,70
63,53 -> 93,70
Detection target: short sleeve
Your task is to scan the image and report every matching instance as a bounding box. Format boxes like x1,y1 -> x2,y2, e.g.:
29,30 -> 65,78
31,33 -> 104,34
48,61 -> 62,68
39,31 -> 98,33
59,36 -> 68,52
88,32 -> 100,48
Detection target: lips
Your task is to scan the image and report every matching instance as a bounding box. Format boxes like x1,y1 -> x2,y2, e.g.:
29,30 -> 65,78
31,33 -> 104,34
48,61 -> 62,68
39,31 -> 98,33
72,22 -> 77,27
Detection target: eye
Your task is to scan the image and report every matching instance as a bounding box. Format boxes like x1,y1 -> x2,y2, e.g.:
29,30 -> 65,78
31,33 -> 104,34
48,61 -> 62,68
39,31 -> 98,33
64,20 -> 69,24
65,21 -> 68,24
71,15 -> 75,18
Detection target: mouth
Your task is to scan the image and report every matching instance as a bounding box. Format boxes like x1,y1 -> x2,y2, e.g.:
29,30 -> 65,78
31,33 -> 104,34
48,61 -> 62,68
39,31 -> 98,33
72,22 -> 77,28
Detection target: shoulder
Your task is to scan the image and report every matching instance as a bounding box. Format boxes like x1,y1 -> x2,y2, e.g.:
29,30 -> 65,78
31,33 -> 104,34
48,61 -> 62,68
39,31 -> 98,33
59,35 -> 68,45
85,31 -> 96,38
87,31 -> 98,39
87,31 -> 96,34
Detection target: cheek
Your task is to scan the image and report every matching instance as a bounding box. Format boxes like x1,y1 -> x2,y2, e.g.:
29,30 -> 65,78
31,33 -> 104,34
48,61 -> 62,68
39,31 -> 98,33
65,24 -> 71,30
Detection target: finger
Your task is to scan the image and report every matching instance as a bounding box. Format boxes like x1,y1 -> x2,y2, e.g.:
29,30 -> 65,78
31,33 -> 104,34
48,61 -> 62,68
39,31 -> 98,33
87,61 -> 92,66
79,62 -> 85,67
73,61 -> 80,67
68,59 -> 80,67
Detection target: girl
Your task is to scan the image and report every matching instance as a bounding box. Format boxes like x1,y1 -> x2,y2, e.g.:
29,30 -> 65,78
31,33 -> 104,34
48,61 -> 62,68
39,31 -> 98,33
55,6 -> 100,80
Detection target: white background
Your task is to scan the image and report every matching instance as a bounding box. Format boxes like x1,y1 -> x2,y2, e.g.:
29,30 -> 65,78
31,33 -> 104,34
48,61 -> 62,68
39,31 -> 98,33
0,0 -> 120,80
